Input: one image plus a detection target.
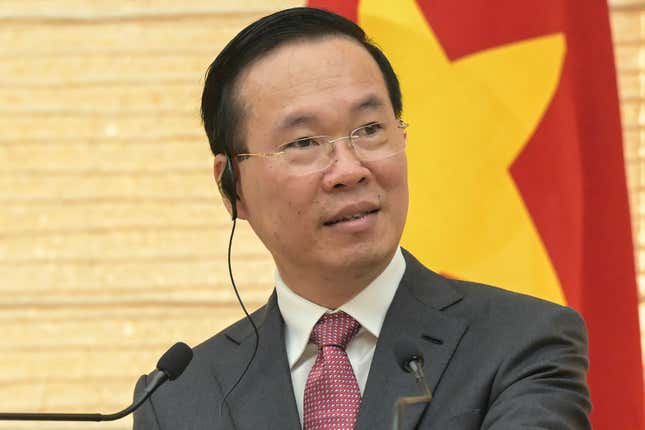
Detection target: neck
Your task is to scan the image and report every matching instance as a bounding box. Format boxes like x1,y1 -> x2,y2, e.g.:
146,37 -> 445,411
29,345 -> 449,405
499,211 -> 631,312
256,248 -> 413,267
276,256 -> 392,309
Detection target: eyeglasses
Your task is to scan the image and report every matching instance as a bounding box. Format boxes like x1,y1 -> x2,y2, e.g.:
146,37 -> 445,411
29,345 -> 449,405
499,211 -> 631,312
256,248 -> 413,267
236,119 -> 408,176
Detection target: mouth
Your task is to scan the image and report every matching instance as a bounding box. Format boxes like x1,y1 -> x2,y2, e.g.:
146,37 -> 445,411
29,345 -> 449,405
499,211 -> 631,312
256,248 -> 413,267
323,208 -> 380,226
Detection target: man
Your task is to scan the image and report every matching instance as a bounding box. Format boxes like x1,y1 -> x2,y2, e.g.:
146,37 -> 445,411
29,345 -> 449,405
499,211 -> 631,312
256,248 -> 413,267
133,7 -> 590,429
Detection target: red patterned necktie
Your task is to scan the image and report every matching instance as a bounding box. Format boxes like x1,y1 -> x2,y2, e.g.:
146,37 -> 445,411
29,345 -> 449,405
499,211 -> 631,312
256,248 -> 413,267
303,311 -> 362,430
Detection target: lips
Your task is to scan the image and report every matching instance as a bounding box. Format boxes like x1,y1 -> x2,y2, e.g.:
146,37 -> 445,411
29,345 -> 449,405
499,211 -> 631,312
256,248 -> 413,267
323,203 -> 380,226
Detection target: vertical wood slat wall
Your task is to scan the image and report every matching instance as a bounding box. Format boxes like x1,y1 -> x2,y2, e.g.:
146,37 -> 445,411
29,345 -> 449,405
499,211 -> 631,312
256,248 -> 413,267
614,1 -> 645,357
0,1 -> 641,429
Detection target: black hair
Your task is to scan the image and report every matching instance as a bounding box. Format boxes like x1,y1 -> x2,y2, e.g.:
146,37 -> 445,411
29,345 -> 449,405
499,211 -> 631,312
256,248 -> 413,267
200,6 -> 402,157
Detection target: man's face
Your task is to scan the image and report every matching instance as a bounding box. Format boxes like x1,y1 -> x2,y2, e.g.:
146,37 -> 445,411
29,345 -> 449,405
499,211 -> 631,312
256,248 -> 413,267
230,36 -> 408,283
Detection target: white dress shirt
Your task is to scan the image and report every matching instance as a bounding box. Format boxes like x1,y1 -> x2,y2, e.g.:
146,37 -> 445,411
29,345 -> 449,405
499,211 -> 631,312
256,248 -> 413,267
275,247 -> 406,425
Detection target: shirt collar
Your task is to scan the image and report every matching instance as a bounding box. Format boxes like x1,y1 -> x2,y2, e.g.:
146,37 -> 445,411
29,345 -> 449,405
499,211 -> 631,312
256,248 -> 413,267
275,247 -> 406,368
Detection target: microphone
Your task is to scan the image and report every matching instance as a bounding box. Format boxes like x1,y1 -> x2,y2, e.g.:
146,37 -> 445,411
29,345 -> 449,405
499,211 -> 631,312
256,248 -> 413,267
0,342 -> 193,422
392,338 -> 433,430
393,338 -> 432,398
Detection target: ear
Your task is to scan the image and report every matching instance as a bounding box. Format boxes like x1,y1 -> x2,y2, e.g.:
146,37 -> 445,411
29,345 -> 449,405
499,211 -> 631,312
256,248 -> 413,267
213,154 -> 249,220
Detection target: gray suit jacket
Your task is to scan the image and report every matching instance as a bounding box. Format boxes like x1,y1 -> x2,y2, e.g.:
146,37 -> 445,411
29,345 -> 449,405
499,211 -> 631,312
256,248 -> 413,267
133,250 -> 591,429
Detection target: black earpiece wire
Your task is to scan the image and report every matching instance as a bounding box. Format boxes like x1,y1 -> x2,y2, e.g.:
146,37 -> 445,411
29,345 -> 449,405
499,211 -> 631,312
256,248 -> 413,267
218,217 -> 260,422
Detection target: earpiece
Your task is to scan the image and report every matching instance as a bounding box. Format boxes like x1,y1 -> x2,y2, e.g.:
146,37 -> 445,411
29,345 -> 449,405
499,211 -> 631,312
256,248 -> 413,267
218,155 -> 238,220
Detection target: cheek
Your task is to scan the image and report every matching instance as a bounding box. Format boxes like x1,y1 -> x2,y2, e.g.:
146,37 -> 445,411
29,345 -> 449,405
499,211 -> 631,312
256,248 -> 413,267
279,172 -> 322,212
244,168 -> 320,227
375,156 -> 408,194
375,158 -> 409,224
397,165 -> 409,202
395,164 -> 410,215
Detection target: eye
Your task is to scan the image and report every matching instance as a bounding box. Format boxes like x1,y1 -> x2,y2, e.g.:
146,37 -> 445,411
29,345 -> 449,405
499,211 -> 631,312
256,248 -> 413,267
282,136 -> 324,151
355,122 -> 385,137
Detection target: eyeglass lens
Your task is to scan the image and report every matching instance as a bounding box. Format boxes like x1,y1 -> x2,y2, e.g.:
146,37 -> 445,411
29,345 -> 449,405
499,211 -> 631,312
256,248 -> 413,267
282,120 -> 406,176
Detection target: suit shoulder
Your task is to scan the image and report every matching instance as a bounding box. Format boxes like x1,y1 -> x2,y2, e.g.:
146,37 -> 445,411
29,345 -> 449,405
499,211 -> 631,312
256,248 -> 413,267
192,302 -> 268,361
444,277 -> 586,339
401,249 -> 585,330
143,304 -> 269,409
403,248 -> 575,308
454,277 -> 577,312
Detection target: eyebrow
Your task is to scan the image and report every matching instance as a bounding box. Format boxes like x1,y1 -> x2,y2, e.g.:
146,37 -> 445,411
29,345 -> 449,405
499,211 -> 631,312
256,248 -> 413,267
353,94 -> 386,113
278,113 -> 317,131
276,93 -> 388,132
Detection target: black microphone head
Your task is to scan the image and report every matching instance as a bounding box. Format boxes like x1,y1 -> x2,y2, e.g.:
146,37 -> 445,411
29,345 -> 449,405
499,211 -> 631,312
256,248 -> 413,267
393,338 -> 424,373
157,342 -> 193,381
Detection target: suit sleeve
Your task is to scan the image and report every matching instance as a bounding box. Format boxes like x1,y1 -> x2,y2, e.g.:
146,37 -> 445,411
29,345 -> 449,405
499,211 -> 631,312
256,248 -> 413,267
481,306 -> 591,430
132,374 -> 161,430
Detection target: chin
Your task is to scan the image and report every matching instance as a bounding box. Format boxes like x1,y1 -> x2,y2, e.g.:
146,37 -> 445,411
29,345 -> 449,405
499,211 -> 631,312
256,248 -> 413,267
326,240 -> 397,271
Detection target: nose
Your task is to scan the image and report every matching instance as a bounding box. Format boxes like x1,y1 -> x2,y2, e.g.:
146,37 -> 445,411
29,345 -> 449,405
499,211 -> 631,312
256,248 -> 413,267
321,138 -> 371,191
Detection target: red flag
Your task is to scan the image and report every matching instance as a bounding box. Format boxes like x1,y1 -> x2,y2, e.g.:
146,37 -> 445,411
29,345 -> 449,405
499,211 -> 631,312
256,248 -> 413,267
308,0 -> 644,427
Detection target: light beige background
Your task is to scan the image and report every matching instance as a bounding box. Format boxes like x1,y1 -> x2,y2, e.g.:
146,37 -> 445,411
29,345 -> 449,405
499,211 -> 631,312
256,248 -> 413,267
0,1 -> 642,429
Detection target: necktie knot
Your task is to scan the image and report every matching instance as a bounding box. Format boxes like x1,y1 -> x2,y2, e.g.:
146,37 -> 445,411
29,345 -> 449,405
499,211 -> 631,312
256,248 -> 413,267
310,311 -> 360,349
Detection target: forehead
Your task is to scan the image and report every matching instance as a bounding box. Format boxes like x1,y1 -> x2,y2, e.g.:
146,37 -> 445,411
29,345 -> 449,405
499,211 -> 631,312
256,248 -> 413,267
235,36 -> 391,131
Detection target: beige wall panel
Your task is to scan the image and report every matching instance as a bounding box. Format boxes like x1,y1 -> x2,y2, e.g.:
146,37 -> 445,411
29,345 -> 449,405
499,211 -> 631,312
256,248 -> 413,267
0,16 -> 282,56
3,140 -> 209,173
624,129 -> 641,159
0,115 -> 200,140
622,99 -> 644,126
0,251 -> 272,289
617,71 -> 641,99
0,169 -> 213,201
639,164 -> 645,188
0,84 -> 201,113
0,0 -> 302,16
4,229 -> 213,259
0,308 -> 261,350
610,9 -> 643,43
0,283 -> 272,307
3,200 -> 220,232
0,55 -> 207,87
615,44 -> 643,72
610,0 -> 645,7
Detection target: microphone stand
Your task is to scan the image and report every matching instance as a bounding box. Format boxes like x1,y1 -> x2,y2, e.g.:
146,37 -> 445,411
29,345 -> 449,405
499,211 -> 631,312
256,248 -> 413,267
392,394 -> 433,430
0,370 -> 167,422
392,358 -> 433,430
0,342 -> 192,422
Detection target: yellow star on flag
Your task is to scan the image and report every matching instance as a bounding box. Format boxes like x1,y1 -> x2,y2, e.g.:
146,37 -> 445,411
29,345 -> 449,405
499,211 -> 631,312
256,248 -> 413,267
359,0 -> 567,304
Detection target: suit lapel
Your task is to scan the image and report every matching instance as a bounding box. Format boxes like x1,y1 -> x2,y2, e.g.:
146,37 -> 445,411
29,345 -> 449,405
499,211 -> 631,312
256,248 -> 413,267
221,292 -> 301,429
356,251 -> 469,430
